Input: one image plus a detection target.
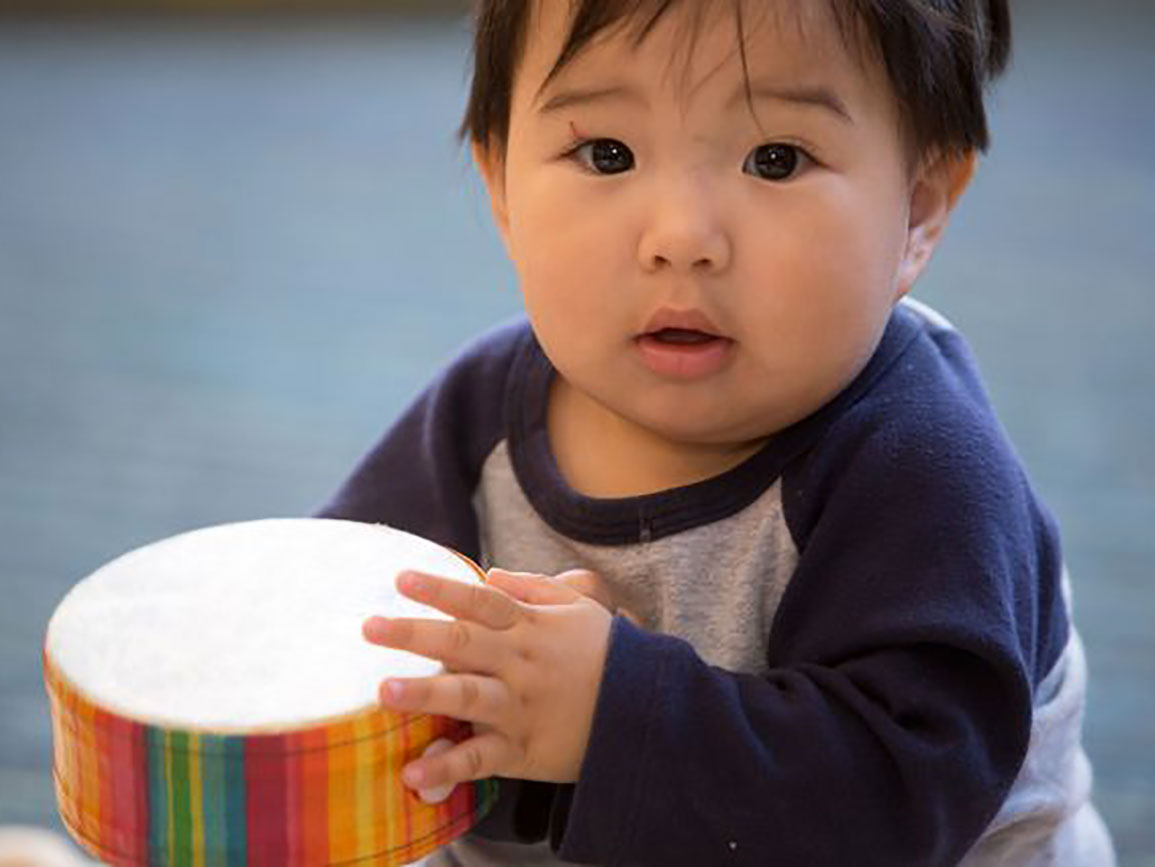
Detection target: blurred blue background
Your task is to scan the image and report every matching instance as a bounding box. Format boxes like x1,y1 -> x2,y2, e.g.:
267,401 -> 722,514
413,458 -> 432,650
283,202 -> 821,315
1,0 -> 1152,862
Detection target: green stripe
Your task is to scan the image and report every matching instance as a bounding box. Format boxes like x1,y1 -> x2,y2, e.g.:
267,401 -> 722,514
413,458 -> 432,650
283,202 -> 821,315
147,727 -> 169,864
169,731 -> 192,866
201,734 -> 227,863
224,737 -> 247,866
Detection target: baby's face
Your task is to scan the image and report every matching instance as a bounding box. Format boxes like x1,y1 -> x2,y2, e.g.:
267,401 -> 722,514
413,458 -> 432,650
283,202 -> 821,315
478,1 -> 949,448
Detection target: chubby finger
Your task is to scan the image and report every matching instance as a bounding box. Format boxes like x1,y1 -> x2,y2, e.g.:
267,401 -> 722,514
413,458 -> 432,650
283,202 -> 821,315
401,730 -> 518,791
379,673 -> 510,725
397,570 -> 521,631
362,616 -> 507,673
486,568 -> 581,606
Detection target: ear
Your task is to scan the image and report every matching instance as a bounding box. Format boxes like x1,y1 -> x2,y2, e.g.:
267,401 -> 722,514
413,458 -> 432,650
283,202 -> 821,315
471,138 -> 511,248
894,150 -> 977,299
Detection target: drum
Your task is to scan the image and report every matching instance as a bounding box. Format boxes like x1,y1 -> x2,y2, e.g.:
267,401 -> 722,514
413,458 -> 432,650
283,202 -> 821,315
43,518 -> 498,866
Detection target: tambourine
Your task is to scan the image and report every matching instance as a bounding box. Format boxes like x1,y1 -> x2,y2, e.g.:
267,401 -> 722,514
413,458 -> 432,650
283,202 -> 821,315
43,518 -> 497,866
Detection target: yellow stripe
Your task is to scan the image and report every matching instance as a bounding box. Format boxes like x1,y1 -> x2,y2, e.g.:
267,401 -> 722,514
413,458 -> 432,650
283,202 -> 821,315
65,684 -> 82,833
328,721 -> 352,863
188,732 -> 205,867
52,678 -> 75,825
373,712 -> 389,856
166,731 -> 176,861
49,698 -> 66,797
78,695 -> 100,843
380,713 -> 398,854
409,715 -> 437,848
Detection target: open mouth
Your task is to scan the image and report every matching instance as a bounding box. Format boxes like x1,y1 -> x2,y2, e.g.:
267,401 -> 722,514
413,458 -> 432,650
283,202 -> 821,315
646,327 -> 722,346
635,327 -> 734,379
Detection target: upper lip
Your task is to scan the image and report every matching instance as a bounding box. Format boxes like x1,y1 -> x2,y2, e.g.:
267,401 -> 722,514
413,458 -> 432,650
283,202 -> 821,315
640,307 -> 727,339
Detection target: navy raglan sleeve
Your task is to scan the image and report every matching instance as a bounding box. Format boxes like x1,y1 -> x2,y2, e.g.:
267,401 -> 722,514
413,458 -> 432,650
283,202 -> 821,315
314,319 -> 528,556
553,326 -> 1069,866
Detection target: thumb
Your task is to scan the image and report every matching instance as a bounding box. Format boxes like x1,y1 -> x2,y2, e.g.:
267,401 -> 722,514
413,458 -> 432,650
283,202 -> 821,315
485,568 -> 581,605
553,569 -> 616,612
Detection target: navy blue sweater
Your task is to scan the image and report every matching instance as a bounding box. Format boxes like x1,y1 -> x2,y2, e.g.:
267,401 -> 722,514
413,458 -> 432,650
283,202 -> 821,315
319,301 -> 1086,866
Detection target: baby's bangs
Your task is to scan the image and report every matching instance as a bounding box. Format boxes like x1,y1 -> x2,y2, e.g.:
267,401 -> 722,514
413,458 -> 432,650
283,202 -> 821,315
536,1 -> 865,129
538,0 -> 743,98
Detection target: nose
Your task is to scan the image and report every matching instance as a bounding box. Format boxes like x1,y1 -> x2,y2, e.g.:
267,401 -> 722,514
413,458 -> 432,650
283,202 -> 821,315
637,173 -> 731,274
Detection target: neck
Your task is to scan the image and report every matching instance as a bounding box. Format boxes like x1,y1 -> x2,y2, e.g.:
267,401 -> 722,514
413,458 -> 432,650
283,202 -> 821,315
546,377 -> 766,499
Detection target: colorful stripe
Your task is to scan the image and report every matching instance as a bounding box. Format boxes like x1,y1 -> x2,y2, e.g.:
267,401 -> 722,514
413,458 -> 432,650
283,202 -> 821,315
44,650 -> 498,866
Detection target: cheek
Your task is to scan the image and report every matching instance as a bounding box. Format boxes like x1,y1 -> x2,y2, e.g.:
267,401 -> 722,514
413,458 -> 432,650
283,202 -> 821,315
781,181 -> 907,311
508,181 -> 631,321
739,183 -> 909,367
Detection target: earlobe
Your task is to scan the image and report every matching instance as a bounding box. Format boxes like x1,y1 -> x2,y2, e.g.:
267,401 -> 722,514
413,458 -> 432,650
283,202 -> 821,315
895,150 -> 978,298
471,139 -> 511,247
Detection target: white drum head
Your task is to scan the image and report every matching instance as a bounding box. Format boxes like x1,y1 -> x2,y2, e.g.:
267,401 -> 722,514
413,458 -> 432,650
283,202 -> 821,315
44,518 -> 475,731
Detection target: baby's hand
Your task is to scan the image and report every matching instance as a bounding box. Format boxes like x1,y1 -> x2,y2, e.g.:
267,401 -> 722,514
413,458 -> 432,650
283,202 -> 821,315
362,568 -> 613,790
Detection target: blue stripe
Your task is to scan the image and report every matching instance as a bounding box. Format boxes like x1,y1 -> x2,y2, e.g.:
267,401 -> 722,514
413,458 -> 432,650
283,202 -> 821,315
147,727 -> 168,865
224,736 -> 247,865
201,734 -> 227,864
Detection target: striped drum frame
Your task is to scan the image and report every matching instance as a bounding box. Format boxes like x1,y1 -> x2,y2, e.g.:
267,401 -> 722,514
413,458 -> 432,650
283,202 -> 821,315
44,652 -> 498,865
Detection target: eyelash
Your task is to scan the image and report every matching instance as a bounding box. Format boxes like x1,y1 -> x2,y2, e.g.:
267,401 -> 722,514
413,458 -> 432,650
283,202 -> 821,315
560,136 -> 818,181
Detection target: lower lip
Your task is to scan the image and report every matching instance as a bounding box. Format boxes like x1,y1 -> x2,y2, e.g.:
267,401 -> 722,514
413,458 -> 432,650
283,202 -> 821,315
635,334 -> 734,380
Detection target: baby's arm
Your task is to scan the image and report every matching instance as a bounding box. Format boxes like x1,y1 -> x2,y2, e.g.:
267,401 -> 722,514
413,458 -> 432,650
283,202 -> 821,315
556,614 -> 1030,866
364,563 -> 1031,866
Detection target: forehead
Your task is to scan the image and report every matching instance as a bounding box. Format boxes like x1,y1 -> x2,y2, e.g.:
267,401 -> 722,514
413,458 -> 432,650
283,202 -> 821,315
514,0 -> 888,118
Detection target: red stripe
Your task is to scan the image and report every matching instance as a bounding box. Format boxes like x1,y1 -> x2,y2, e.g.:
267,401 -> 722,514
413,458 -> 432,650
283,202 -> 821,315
284,732 -> 303,866
245,735 -> 289,866
131,723 -> 150,865
100,709 -> 130,862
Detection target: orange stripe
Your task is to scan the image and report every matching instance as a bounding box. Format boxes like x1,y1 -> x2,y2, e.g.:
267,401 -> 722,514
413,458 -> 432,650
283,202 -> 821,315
379,711 -> 400,856
45,666 -> 68,803
53,671 -> 80,833
327,720 -> 355,863
352,713 -> 374,859
370,710 -> 392,857
78,687 -> 100,844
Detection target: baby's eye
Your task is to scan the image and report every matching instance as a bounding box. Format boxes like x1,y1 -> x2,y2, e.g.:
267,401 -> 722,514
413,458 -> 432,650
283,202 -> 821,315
567,138 -> 635,175
743,143 -> 811,182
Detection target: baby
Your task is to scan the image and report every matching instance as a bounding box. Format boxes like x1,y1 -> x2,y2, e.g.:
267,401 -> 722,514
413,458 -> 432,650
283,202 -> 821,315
320,1 -> 1115,864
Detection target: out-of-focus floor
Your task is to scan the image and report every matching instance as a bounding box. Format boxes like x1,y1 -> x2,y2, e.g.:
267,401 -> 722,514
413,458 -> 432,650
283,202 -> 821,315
1,0 -> 1152,862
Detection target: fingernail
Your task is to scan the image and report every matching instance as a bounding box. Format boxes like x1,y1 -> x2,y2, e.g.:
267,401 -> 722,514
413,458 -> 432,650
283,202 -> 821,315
402,764 -> 424,787
384,680 -> 404,702
363,617 -> 386,641
398,571 -> 420,592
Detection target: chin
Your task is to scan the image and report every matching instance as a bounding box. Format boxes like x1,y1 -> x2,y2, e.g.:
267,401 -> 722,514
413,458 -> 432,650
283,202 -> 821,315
625,400 -> 763,447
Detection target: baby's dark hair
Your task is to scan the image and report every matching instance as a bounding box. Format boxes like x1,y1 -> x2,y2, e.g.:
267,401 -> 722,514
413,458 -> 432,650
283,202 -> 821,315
458,0 -> 1011,164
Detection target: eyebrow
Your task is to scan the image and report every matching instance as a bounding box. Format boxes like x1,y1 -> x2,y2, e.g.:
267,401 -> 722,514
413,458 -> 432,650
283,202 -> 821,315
535,79 -> 854,124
